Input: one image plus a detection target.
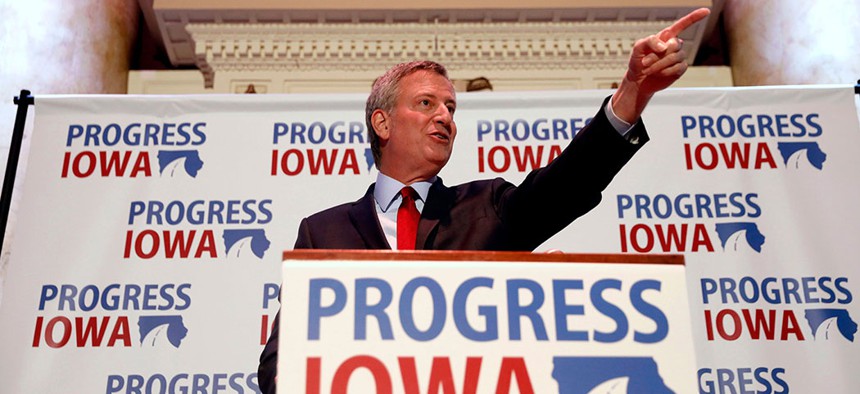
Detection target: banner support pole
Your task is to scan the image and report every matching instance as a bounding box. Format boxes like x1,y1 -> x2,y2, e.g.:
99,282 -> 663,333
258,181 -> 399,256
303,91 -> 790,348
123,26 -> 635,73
1,90 -> 34,254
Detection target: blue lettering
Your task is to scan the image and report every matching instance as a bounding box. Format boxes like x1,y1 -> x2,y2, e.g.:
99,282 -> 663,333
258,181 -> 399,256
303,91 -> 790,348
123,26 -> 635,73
307,278 -> 346,340
681,116 -> 696,138
39,285 -> 58,310
511,119 -> 529,141
102,124 -> 122,146
616,194 -> 633,219
631,279 -> 668,343
552,279 -> 587,341
59,285 -> 78,311
161,123 -> 176,146
701,278 -> 718,304
308,122 -> 326,144
591,279 -> 628,343
67,124 -> 84,146
142,284 -> 158,310
506,279 -> 548,341
273,123 -> 288,144
552,119 -> 569,140
354,278 -> 394,340
477,120 -> 491,142
806,114 -> 822,137
835,277 -> 852,304
263,283 -> 279,308
716,115 -> 735,137
399,277 -> 446,341
453,277 -> 498,341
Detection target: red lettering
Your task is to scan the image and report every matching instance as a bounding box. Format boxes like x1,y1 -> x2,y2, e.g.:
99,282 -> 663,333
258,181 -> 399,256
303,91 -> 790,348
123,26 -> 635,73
61,152 -> 71,177
308,149 -> 338,175
99,151 -> 132,176
629,224 -> 654,253
307,357 -> 321,394
781,310 -> 805,341
61,151 -> 152,178
32,316 -> 44,347
684,144 -> 693,170
196,230 -> 217,258
135,230 -> 159,259
694,143 -> 718,170
45,316 -> 72,348
125,230 -> 217,259
719,143 -> 751,169
495,357 -> 533,394
691,223 -> 715,252
271,150 -> 279,176
331,355 -> 392,394
397,357 -> 481,394
261,315 -> 270,345
547,145 -> 562,162
75,316 -> 111,346
704,310 -> 714,340
619,224 -> 628,253
163,230 -> 195,258
32,316 -> 131,348
755,143 -> 777,169
273,149 -> 362,176
742,309 -> 776,340
685,142 -> 778,170
655,223 -> 687,252
123,230 -> 133,258
480,145 -> 564,173
73,151 -> 97,177
512,146 -> 543,172
131,151 -> 152,177
339,149 -> 360,175
716,309 -> 742,340
487,146 -> 510,173
278,149 -> 304,176
621,223 -> 713,253
705,309 -> 805,341
107,316 -> 131,347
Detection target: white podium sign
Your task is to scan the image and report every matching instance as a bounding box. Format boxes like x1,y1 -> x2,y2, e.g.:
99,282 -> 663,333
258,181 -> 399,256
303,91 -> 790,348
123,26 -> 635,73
279,252 -> 695,394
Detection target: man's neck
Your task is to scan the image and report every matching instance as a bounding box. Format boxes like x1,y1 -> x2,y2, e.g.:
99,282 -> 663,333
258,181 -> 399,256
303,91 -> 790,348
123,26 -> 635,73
377,168 -> 438,186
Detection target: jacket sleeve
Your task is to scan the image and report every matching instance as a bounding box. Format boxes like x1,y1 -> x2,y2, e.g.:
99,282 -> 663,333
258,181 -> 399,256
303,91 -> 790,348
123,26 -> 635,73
497,96 -> 649,249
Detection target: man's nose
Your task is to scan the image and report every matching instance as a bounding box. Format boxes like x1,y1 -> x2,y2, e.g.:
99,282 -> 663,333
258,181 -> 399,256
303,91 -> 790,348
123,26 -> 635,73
435,105 -> 453,125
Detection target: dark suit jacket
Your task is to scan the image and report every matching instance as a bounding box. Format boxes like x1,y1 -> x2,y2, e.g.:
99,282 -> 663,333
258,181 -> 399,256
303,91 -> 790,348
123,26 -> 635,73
258,101 -> 648,393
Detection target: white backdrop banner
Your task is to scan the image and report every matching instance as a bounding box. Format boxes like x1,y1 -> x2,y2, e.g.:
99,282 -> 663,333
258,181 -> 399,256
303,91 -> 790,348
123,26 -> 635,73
0,86 -> 858,393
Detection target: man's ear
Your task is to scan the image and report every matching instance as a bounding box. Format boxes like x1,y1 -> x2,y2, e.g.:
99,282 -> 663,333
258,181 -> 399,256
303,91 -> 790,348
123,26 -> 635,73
371,109 -> 390,140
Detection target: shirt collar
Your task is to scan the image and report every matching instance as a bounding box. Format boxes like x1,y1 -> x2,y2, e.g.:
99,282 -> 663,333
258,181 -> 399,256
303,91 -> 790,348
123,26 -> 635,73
374,172 -> 435,213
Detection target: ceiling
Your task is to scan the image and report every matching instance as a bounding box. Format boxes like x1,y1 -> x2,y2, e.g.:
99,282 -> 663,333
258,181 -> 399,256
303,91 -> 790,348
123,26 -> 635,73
138,0 -> 723,87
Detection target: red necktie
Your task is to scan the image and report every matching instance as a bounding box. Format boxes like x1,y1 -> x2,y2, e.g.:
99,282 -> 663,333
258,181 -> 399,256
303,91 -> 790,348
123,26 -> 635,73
397,187 -> 420,250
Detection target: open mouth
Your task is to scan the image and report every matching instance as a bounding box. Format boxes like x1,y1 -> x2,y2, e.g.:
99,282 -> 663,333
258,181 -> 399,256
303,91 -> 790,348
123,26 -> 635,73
430,131 -> 450,142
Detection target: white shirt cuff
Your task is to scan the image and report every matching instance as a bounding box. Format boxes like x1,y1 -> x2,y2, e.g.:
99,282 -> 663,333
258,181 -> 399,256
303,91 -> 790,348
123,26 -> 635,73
604,101 -> 637,140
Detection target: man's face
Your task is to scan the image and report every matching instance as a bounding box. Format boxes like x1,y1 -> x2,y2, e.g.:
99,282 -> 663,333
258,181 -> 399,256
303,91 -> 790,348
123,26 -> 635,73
375,70 -> 457,183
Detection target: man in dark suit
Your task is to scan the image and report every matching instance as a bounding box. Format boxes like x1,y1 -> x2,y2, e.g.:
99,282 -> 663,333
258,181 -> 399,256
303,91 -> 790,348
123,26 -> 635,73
259,8 -> 710,393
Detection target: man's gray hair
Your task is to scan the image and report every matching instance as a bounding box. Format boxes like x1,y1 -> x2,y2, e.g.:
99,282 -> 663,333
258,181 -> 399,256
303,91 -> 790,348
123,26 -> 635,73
365,60 -> 449,168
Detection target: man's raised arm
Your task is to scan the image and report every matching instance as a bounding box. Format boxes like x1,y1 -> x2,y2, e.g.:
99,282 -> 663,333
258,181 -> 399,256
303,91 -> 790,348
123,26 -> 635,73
611,8 -> 712,124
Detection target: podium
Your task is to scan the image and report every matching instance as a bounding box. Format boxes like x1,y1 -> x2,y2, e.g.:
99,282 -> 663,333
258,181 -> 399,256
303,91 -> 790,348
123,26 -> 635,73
279,250 -> 695,394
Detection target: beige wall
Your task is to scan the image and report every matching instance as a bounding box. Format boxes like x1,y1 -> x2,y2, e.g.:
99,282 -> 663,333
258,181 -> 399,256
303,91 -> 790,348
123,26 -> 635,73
725,0 -> 860,85
0,0 -> 138,304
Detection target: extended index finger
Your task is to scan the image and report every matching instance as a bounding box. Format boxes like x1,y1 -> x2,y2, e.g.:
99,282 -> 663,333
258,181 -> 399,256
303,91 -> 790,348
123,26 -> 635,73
659,8 -> 711,40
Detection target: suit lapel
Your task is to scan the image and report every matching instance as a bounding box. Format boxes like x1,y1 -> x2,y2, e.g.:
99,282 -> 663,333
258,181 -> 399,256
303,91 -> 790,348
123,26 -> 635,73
349,185 -> 391,249
417,179 -> 455,250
